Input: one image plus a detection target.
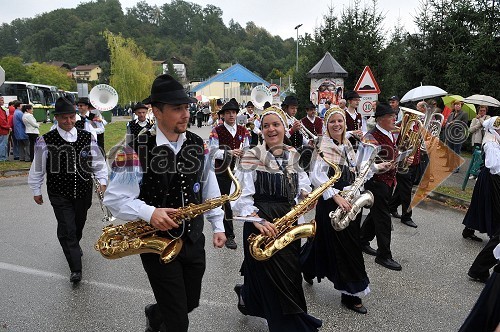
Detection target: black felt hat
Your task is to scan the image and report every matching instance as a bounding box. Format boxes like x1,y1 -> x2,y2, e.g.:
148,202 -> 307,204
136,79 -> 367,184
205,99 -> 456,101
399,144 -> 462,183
374,103 -> 396,118
344,91 -> 361,100
245,101 -> 254,107
216,99 -> 223,106
150,74 -> 197,104
281,95 -> 298,107
133,102 -> 148,112
77,97 -> 91,106
305,101 -> 316,109
219,98 -> 240,114
142,96 -> 152,104
263,101 -> 272,109
54,97 -> 77,115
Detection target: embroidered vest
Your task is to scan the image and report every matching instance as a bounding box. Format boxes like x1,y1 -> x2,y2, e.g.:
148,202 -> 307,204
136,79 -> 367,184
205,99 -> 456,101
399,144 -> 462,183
370,128 -> 397,187
214,124 -> 247,171
128,120 -> 152,138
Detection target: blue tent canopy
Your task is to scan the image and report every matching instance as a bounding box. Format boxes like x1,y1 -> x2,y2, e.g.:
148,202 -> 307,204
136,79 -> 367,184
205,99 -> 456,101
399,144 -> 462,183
191,64 -> 269,93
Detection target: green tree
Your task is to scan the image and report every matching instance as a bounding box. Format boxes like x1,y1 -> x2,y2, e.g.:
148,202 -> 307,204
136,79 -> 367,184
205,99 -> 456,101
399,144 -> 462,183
103,30 -> 156,105
191,46 -> 219,80
26,63 -> 75,90
0,56 -> 32,81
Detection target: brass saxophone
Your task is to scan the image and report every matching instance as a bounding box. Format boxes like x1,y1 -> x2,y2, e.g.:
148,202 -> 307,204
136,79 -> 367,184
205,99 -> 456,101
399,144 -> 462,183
94,166 -> 241,264
248,147 -> 341,261
329,143 -> 380,231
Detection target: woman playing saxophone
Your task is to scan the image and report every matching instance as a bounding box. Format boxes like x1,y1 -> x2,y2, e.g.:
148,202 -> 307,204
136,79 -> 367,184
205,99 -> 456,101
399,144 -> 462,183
230,106 -> 322,331
300,106 -> 379,314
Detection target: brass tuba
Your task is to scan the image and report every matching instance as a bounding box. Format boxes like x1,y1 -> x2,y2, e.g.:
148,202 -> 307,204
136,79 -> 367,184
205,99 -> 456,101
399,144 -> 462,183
397,108 -> 425,172
248,147 -> 341,261
94,167 -> 241,264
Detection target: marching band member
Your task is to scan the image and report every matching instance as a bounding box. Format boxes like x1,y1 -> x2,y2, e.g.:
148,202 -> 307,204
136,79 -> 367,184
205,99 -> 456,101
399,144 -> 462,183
300,101 -> 323,137
209,98 -> 250,249
231,107 -> 321,331
282,96 -> 309,149
300,106 -> 371,314
463,116 -> 500,283
360,103 -> 408,271
104,74 -> 226,332
207,99 -> 223,128
344,91 -> 367,148
125,102 -> 154,144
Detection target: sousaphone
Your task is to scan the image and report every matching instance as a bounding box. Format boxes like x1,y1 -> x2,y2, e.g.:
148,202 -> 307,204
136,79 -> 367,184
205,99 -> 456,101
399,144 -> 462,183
89,84 -> 119,111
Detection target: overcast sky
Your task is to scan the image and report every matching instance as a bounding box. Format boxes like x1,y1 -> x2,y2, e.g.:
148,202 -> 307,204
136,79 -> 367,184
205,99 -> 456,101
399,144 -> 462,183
0,0 -> 421,39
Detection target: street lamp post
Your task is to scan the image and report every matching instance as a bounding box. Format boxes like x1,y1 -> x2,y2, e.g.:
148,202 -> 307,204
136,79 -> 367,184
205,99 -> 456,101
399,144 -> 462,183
294,24 -> 303,72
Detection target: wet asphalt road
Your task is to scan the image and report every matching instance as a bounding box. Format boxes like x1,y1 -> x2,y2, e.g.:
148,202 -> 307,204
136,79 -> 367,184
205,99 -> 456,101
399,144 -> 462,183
0,124 -> 490,331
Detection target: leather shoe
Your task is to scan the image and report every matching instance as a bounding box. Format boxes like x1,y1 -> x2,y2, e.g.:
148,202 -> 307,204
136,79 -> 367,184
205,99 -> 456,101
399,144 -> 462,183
375,257 -> 402,271
401,219 -> 418,228
467,271 -> 489,283
225,237 -> 238,250
341,301 -> 367,314
361,244 -> 377,256
145,304 -> 165,332
462,233 -> 483,242
234,284 -> 248,315
70,271 -> 82,283
390,211 -> 402,219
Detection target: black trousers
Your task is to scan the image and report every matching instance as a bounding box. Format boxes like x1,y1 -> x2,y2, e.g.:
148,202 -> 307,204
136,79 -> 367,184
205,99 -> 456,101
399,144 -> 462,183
388,165 -> 418,222
140,235 -> 206,332
216,172 -> 234,239
97,133 -> 105,158
469,232 -> 500,278
48,192 -> 92,272
360,179 -> 394,259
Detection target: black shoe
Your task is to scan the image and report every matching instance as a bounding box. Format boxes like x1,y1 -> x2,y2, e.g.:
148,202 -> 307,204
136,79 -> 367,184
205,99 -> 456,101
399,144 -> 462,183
390,211 -> 402,219
70,271 -> 82,283
225,237 -> 238,250
341,301 -> 368,314
303,274 -> 313,285
80,248 -> 83,257
462,233 -> 483,242
375,257 -> 402,271
401,219 -> 418,228
145,304 -> 162,332
361,244 -> 377,256
467,271 -> 489,283
234,284 -> 248,315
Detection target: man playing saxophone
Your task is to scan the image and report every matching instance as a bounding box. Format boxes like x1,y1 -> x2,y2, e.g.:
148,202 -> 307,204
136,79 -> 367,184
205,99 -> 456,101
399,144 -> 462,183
230,107 -> 322,332
103,74 -> 226,332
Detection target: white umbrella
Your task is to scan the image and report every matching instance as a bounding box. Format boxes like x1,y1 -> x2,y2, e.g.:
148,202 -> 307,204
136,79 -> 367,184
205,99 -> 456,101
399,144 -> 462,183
463,94 -> 500,107
400,85 -> 448,103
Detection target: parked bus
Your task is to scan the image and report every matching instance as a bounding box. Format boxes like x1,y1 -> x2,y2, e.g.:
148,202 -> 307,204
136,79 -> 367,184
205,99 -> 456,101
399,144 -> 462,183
0,81 -> 45,106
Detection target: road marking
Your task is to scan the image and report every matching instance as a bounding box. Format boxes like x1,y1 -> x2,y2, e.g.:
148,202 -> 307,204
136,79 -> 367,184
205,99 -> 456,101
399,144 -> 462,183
0,262 -> 231,307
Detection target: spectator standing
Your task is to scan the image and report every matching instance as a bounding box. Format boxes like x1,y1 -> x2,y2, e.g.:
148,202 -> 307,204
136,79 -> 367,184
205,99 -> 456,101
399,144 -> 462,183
13,101 -> 30,162
0,95 -> 9,161
22,104 -> 40,162
444,100 -> 469,173
11,100 -> 22,160
469,105 -> 490,148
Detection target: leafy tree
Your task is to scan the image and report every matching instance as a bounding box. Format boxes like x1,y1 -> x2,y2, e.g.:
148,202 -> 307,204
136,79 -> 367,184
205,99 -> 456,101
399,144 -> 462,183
0,56 -> 32,81
26,62 -> 75,90
191,46 -> 219,80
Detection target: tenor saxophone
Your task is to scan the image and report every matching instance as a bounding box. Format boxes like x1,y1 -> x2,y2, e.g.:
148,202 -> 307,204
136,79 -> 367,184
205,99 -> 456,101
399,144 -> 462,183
248,147 -> 341,261
94,167 -> 241,264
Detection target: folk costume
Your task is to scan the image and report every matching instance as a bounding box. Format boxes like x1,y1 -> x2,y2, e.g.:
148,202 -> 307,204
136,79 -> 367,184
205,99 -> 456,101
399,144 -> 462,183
126,103 -> 154,144
231,108 -> 322,332
28,97 -> 108,282
301,107 -> 370,312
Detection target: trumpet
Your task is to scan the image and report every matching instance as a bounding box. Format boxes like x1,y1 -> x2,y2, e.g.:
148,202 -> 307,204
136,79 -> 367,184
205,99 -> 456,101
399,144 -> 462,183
284,113 -> 318,141
92,174 -> 115,223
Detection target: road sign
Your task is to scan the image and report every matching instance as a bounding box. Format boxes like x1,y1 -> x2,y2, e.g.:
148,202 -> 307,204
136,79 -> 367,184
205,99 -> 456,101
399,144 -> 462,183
354,66 -> 380,94
357,93 -> 378,116
0,66 -> 5,86
268,84 -> 280,97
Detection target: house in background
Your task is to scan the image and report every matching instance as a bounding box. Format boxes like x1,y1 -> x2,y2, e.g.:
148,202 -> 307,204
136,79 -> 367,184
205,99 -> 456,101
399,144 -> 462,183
73,64 -> 102,82
162,57 -> 187,82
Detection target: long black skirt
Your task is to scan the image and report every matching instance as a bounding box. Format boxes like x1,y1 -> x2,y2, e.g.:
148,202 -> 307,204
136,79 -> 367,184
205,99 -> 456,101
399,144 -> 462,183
240,200 -> 322,332
459,268 -> 500,332
301,197 -> 370,296
463,168 -> 500,237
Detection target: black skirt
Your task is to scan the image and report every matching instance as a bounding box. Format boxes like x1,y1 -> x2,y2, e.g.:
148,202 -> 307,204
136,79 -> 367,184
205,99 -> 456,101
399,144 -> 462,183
240,200 -> 322,332
301,197 -> 370,296
463,168 -> 500,237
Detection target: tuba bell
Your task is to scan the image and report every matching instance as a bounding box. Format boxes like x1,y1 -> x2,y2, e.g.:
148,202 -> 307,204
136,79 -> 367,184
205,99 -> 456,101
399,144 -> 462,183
250,85 -> 273,110
88,84 -> 119,112
397,107 -> 425,172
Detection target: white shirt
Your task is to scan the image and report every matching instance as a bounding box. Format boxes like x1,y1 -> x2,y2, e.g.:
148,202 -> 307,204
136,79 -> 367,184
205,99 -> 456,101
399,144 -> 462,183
375,124 -> 395,143
22,113 -> 40,134
345,109 -> 368,139
103,129 -> 225,233
484,141 -> 500,175
209,123 -> 250,160
28,126 -> 108,196
90,109 -> 107,134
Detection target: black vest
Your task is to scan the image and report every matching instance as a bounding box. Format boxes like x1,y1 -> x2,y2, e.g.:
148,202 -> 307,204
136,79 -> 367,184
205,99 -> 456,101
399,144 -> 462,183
132,131 -> 206,242
44,129 -> 93,198
128,120 -> 152,138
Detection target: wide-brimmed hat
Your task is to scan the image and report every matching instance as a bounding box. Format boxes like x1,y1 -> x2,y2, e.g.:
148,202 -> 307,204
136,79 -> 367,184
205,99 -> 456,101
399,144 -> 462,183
344,91 -> 361,100
54,97 -> 77,115
374,103 -> 397,118
150,74 -> 197,104
281,95 -> 298,107
219,98 -> 240,114
133,102 -> 148,112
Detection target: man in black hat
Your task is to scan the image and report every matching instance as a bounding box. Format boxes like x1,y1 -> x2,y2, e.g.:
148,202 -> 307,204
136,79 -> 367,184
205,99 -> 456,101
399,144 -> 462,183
75,97 -> 98,140
242,101 -> 259,124
209,98 -> 250,249
301,101 -> 322,137
28,97 -> 108,283
207,99 -> 223,128
282,95 -> 309,149
344,91 -> 367,148
126,103 -> 154,144
359,103 -> 408,271
104,74 -> 226,332
388,95 -> 403,125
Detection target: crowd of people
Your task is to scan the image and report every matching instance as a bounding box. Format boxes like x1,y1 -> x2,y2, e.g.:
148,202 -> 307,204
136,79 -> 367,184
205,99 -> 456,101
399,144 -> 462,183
16,73 -> 499,331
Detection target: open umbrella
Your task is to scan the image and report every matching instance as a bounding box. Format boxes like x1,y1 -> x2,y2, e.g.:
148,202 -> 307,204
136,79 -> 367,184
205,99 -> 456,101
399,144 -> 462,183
442,95 -> 476,121
463,94 -> 500,107
400,85 -> 448,103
